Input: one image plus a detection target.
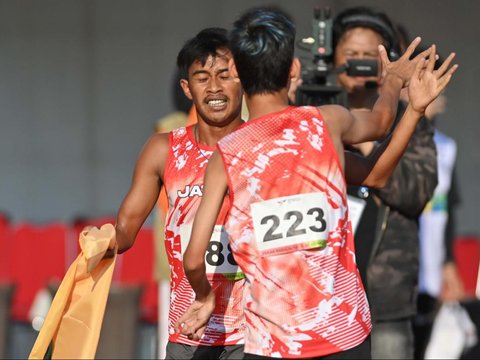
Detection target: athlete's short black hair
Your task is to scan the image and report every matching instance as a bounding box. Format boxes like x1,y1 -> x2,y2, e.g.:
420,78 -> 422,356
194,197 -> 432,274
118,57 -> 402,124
230,7 -> 296,96
333,6 -> 399,59
176,27 -> 229,79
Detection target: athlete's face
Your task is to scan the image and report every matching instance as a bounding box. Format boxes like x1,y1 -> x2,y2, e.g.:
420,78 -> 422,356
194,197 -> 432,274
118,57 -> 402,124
181,49 -> 243,127
334,27 -> 383,93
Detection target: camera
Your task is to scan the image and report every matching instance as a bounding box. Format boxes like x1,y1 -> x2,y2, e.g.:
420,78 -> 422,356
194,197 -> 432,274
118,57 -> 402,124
295,6 -> 379,106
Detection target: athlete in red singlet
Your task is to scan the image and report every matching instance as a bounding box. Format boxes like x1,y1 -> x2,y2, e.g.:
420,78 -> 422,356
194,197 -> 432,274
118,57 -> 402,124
163,125 -> 245,347
113,26 -> 402,360
217,106 -> 371,357
177,7 -> 457,360
114,28 -> 247,360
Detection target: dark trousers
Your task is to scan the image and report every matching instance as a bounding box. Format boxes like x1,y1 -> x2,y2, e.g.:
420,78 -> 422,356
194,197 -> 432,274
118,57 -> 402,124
413,293 -> 438,359
243,336 -> 371,359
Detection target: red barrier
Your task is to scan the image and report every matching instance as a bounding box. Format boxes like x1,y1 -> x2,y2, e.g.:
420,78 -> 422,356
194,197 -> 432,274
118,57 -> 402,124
454,235 -> 480,298
2,219 -> 158,325
9,223 -> 67,322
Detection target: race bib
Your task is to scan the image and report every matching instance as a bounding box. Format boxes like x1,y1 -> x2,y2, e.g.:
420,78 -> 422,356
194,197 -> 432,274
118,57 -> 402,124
250,193 -> 330,256
179,225 -> 244,280
347,195 -> 366,235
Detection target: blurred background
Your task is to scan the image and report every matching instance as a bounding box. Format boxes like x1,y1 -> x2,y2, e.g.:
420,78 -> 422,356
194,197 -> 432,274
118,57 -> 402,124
0,0 -> 478,234
0,0 -> 479,359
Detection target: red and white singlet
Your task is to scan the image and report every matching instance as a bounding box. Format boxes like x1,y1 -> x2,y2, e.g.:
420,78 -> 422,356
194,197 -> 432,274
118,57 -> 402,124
217,106 -> 371,358
163,126 -> 245,346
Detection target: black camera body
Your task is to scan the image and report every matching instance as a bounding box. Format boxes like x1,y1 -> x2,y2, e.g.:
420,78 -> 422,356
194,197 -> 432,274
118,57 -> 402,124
296,6 -> 379,106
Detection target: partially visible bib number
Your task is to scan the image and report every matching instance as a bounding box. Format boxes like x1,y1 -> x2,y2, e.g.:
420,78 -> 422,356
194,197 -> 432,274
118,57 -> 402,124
179,225 -> 244,280
250,193 -> 330,256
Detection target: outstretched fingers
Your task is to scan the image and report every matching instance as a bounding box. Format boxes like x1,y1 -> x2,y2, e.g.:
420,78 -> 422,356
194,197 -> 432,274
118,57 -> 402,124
435,52 -> 457,78
413,57 -> 426,81
412,45 -> 434,75
402,36 -> 422,59
437,64 -> 459,93
378,44 -> 391,66
426,44 -> 437,73
414,45 -> 434,62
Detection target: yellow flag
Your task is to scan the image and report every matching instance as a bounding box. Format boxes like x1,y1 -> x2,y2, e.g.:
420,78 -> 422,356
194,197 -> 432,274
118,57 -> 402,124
29,224 -> 116,359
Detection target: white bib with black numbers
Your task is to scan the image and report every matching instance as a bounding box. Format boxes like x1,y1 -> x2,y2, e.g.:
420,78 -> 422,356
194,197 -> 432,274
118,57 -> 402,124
250,193 -> 331,256
179,225 -> 244,279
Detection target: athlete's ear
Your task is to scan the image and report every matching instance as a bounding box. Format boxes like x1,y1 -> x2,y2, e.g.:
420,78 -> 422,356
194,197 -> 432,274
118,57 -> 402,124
290,57 -> 301,81
180,78 -> 193,101
288,57 -> 303,104
228,58 -> 241,84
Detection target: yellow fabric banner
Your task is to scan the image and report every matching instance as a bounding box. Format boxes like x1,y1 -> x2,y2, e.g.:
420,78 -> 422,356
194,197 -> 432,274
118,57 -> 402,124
29,224 -> 116,359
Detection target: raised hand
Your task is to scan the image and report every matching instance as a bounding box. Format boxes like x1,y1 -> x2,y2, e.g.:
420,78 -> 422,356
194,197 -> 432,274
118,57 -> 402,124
379,36 -> 435,87
408,45 -> 458,114
174,292 -> 215,341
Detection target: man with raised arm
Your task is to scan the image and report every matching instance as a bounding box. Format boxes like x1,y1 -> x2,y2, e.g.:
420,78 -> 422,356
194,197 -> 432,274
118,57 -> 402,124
177,7 -> 456,359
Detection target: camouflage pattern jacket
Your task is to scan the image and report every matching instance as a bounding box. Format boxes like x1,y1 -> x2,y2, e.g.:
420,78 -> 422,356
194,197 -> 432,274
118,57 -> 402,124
366,101 -> 438,321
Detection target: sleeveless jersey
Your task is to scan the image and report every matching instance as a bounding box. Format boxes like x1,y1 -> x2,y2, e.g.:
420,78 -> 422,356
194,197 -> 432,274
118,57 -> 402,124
163,126 -> 245,346
217,106 -> 371,358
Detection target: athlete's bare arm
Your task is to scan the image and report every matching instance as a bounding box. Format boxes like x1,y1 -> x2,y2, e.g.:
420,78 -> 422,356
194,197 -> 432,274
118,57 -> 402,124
175,150 -> 228,341
345,47 -> 458,187
115,133 -> 169,253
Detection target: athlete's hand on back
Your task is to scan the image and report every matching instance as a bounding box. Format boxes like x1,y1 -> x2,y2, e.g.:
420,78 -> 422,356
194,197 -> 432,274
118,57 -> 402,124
174,292 -> 216,341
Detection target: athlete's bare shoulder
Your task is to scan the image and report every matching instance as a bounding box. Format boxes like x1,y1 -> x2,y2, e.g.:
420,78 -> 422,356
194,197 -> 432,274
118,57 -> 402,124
316,104 -> 352,140
135,131 -> 171,180
147,131 -> 170,151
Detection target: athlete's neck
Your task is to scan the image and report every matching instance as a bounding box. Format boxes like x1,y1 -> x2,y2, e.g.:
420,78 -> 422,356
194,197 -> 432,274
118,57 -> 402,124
245,89 -> 290,121
195,117 -> 243,147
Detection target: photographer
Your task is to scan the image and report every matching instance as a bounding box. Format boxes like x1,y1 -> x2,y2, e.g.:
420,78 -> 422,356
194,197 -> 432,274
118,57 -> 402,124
330,6 -> 438,359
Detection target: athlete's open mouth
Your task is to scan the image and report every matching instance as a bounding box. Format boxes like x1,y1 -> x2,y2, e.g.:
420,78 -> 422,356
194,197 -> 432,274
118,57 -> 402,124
206,97 -> 228,109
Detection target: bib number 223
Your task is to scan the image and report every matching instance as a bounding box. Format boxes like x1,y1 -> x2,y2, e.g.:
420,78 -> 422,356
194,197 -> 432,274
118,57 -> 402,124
250,193 -> 330,255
